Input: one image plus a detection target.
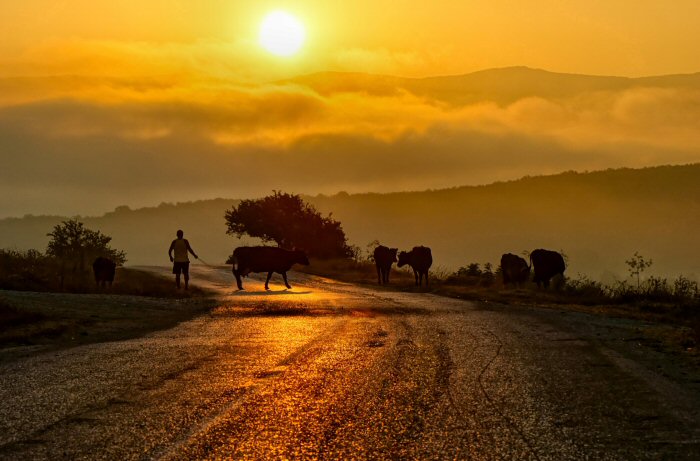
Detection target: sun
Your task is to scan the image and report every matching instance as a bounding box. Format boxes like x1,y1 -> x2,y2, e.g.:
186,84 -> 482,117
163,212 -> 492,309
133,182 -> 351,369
259,11 -> 306,57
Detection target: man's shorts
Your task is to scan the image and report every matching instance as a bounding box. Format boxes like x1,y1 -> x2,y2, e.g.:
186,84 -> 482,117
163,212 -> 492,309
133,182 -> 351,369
173,261 -> 190,276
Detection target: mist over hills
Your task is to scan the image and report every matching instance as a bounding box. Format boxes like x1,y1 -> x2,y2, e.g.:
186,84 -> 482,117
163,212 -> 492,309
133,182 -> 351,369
2,66 -> 700,217
288,66 -> 700,105
2,164 -> 698,281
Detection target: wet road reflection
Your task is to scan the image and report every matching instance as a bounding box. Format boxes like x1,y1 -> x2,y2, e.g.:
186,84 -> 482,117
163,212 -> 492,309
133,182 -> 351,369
0,265 -> 698,460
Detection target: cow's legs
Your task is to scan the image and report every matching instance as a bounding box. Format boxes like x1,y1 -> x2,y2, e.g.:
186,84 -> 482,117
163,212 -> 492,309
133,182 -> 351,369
233,269 -> 244,290
376,266 -> 382,284
385,268 -> 390,284
413,269 -> 419,285
282,271 -> 292,289
424,271 -> 429,287
265,272 -> 273,290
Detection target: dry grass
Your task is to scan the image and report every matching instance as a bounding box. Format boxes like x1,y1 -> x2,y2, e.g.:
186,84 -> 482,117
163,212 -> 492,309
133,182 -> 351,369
300,258 -> 700,355
0,268 -> 214,360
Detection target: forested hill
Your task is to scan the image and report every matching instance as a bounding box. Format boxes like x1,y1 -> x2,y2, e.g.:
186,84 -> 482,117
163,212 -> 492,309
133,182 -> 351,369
1,164 -> 699,279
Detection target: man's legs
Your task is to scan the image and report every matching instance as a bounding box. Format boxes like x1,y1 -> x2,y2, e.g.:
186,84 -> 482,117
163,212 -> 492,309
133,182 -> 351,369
174,263 -> 181,288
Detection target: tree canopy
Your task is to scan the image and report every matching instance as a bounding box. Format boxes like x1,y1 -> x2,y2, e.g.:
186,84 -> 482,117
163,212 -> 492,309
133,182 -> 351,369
47,219 -> 127,270
224,192 -> 352,259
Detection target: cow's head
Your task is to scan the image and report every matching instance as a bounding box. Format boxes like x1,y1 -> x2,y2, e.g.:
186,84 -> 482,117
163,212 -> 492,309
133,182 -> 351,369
520,264 -> 531,280
389,248 -> 398,263
397,250 -> 410,268
293,250 -> 310,266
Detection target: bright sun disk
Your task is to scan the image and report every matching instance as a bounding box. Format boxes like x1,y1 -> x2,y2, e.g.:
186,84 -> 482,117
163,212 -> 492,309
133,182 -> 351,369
259,11 -> 305,57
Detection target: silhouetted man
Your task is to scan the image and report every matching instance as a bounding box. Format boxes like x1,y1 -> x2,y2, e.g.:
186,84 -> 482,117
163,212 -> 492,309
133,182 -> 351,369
168,230 -> 198,289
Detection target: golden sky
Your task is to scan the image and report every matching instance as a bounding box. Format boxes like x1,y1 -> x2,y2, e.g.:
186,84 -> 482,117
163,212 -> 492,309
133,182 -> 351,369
3,0 -> 700,78
1,1 -> 700,216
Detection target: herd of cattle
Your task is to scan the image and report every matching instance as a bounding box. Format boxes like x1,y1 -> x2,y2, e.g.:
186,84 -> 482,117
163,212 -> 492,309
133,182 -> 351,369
373,245 -> 566,288
91,245 -> 566,291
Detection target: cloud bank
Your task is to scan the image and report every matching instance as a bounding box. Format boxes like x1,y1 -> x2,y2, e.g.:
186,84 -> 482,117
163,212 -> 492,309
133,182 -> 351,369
1,41 -> 700,216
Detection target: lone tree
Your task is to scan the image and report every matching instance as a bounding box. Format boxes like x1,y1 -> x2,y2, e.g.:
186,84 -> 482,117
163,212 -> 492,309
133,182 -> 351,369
625,251 -> 652,289
224,192 -> 352,259
47,219 -> 126,286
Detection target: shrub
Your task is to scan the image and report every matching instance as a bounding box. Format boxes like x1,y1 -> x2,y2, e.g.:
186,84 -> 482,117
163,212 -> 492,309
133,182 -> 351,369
46,219 -> 126,288
673,276 -> 699,301
0,249 -> 57,291
564,274 -> 608,301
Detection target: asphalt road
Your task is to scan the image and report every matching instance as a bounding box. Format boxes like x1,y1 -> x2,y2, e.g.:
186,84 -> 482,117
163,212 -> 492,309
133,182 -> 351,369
1,266 -> 699,460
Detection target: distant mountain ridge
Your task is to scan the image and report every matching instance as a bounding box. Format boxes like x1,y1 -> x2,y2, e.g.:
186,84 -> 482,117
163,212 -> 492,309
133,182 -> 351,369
1,164 -> 699,280
285,66 -> 700,105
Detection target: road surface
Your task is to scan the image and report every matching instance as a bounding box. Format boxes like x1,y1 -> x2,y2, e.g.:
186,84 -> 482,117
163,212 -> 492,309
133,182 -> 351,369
1,266 -> 699,460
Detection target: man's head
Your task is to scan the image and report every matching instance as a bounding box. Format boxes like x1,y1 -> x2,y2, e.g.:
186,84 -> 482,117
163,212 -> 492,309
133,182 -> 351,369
176,230 -> 184,238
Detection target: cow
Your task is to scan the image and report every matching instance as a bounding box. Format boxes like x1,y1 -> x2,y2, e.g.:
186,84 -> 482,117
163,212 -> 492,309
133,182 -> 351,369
92,256 -> 116,287
397,246 -> 433,286
373,245 -> 398,285
529,249 -> 566,288
500,253 -> 530,287
230,246 -> 310,290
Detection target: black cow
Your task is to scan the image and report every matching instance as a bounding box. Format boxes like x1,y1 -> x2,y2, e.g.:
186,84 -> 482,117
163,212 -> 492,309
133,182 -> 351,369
230,246 -> 310,290
373,245 -> 398,285
500,253 -> 530,287
397,246 -> 433,286
529,249 -> 566,288
92,257 -> 116,287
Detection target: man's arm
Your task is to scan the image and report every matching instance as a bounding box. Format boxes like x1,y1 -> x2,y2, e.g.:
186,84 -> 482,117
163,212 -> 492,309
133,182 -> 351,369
185,240 -> 198,259
168,240 -> 175,262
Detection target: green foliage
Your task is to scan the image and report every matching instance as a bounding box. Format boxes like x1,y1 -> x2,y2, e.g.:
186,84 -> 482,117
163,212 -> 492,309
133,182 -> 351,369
449,262 -> 495,286
673,276 -> 699,300
47,219 -> 126,267
564,274 -> 608,303
0,249 -> 56,291
224,191 -> 352,259
42,219 -> 126,288
564,273 -> 699,307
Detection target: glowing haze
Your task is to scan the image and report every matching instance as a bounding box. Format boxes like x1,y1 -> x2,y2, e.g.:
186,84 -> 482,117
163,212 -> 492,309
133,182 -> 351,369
1,0 -> 700,216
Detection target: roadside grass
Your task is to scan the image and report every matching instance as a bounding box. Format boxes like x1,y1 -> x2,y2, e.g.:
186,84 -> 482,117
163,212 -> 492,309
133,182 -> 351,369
300,258 -> 700,354
0,268 -> 215,361
109,267 -> 208,298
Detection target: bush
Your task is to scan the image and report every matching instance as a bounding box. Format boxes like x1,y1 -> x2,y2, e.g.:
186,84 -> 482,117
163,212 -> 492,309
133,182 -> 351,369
674,276 -> 699,301
0,249 -> 57,291
564,274 -> 608,301
447,262 -> 496,287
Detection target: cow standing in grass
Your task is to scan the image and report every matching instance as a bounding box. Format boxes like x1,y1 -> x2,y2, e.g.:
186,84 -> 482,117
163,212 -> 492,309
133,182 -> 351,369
500,253 -> 530,287
373,245 -> 398,285
92,257 -> 116,288
529,249 -> 566,288
398,246 -> 433,287
230,246 -> 310,290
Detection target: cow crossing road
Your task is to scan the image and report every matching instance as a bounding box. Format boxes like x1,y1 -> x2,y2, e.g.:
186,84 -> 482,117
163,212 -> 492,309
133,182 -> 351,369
0,265 -> 699,459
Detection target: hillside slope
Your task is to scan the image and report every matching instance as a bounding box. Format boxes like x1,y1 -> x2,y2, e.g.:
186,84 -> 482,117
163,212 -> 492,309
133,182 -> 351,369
1,165 -> 698,279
